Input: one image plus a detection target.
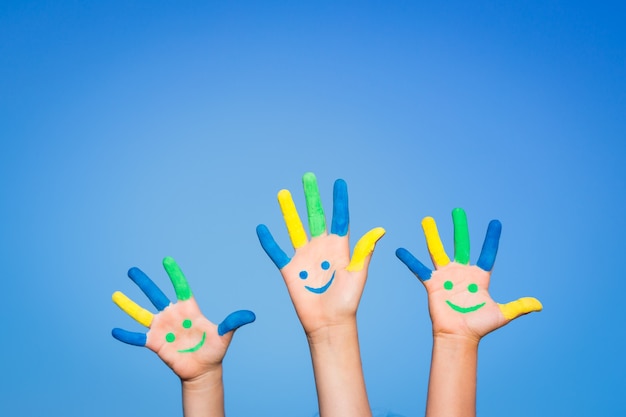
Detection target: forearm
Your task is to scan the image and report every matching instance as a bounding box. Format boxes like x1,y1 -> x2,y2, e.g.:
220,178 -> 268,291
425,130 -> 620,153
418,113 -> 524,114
426,334 -> 479,417
307,321 -> 372,417
181,367 -> 225,417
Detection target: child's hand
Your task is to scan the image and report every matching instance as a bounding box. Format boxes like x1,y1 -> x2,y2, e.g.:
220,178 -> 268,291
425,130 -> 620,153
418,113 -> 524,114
256,172 -> 385,336
112,257 -> 255,381
396,208 -> 542,341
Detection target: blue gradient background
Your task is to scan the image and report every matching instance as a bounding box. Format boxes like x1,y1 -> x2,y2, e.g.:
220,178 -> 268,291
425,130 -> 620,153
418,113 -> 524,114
1,1 -> 624,416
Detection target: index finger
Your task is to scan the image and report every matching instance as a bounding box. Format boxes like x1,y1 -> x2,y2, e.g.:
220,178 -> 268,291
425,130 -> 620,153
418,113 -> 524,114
278,189 -> 308,249
422,216 -> 451,268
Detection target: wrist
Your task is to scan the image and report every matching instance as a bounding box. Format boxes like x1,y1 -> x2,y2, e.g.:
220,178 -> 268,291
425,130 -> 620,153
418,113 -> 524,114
306,318 -> 359,347
432,332 -> 481,349
181,365 -> 225,417
181,364 -> 223,388
306,319 -> 372,417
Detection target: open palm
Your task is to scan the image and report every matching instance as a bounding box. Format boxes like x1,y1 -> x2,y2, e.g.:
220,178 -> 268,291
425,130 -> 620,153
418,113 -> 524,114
112,257 -> 255,381
396,208 -> 542,340
257,172 -> 385,335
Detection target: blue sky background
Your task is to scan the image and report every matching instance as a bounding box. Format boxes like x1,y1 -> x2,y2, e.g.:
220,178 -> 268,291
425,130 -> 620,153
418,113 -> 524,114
1,1 -> 624,416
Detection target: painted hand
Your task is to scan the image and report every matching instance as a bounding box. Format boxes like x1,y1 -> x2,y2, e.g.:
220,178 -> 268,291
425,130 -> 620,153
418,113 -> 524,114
396,208 -> 542,340
112,257 -> 255,381
256,172 -> 385,335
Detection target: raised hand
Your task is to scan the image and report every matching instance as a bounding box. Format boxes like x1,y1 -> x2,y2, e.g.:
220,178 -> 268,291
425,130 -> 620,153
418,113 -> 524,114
256,172 -> 385,417
112,257 -> 255,381
396,208 -> 542,340
256,172 -> 385,335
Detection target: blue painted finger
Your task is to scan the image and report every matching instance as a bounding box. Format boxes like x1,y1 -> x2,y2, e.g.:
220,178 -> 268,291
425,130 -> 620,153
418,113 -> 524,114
217,310 -> 257,336
396,248 -> 433,281
256,224 -> 291,269
476,220 -> 502,271
128,267 -> 171,311
112,328 -> 147,346
331,179 -> 349,236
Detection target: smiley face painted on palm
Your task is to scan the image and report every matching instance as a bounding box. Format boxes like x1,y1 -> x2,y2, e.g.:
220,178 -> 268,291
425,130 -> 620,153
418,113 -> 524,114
397,209 -> 544,338
298,260 -> 336,294
164,318 -> 207,353
396,209 -> 501,316
257,173 -> 385,304
442,279 -> 485,313
258,174 -> 364,296
256,173 -> 386,335
112,257 -> 257,384
113,258 -> 220,352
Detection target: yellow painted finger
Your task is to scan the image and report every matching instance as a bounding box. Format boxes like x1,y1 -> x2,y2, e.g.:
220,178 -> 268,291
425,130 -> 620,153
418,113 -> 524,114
112,291 -> 154,327
278,189 -> 307,249
422,217 -> 450,267
498,297 -> 543,321
346,227 -> 386,272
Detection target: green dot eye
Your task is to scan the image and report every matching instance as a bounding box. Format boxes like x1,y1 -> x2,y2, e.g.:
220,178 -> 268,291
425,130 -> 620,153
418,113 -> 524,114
165,332 -> 176,343
443,281 -> 453,290
182,319 -> 192,329
468,283 -> 478,293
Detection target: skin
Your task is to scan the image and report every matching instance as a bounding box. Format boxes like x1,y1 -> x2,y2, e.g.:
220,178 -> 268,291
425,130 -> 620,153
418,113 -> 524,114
300,260 -> 335,294
285,232 -> 379,417
397,209 -> 542,417
258,174 -> 385,417
113,259 -> 254,417
281,234 -> 372,336
149,298 -> 235,417
145,298 -> 233,382
140,297 -> 245,417
423,262 -> 511,417
424,263 -> 511,340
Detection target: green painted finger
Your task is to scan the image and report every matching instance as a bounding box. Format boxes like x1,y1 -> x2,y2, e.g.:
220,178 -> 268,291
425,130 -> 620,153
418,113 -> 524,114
303,172 -> 326,237
163,257 -> 192,301
452,208 -> 470,264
